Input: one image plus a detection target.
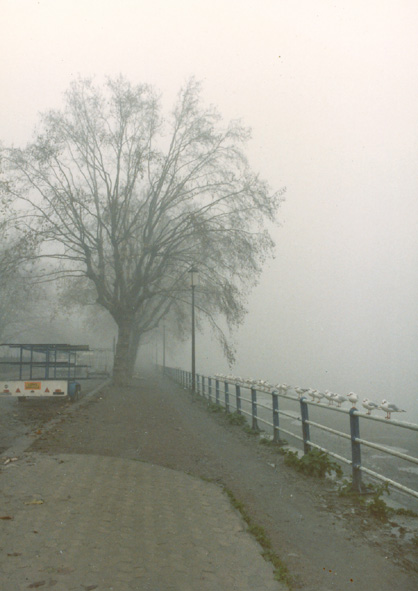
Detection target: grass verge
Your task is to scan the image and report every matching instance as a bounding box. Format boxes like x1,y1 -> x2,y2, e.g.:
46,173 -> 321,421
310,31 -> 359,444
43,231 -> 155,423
224,487 -> 293,589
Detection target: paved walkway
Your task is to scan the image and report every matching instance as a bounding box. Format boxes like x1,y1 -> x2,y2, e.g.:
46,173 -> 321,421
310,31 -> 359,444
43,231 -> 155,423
0,393 -> 284,591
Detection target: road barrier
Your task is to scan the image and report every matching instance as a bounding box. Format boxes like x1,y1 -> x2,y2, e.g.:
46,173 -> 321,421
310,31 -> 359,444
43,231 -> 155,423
164,366 -> 418,501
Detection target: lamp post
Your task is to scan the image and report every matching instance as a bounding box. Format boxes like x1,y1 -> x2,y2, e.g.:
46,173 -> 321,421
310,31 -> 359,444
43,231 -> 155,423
162,323 -> 166,374
188,266 -> 199,393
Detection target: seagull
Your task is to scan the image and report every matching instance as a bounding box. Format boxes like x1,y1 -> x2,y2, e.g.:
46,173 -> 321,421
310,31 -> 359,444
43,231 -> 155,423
332,393 -> 347,407
295,387 -> 308,399
323,390 -> 334,405
308,388 -> 317,401
308,389 -> 324,402
347,392 -> 359,408
381,399 -> 406,420
256,380 -> 271,392
362,398 -> 380,415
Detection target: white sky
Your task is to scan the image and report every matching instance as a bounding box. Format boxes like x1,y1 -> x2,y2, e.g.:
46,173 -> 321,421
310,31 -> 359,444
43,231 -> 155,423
1,0 -> 418,415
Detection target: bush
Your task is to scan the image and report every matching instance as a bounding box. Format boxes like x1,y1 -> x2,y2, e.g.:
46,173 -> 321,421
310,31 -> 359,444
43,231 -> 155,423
225,412 -> 247,426
283,448 -> 343,479
366,482 -> 392,521
207,401 -> 223,413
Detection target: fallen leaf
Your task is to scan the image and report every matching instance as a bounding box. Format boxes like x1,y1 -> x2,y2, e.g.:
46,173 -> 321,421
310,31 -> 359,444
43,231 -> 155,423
0,516 -> 13,520
85,586 -> 98,591
3,459 -> 11,465
25,500 -> 44,505
8,552 -> 22,556
28,581 -> 46,588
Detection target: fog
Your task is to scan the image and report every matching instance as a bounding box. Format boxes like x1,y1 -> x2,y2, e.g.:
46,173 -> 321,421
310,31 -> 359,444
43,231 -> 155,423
1,1 -> 417,419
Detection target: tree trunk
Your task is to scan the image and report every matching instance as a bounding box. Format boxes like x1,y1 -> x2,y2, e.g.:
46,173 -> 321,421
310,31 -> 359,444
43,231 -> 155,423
127,329 -> 142,375
126,343 -> 139,377
113,317 -> 135,385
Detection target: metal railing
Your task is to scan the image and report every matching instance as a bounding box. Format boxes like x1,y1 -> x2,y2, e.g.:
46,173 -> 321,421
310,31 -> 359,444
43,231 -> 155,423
164,367 -> 418,501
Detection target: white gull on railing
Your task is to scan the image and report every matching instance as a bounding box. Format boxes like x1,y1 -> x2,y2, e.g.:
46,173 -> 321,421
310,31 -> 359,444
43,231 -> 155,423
381,399 -> 406,420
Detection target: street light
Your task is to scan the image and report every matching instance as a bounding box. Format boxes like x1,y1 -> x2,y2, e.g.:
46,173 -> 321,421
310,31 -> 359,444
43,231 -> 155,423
188,266 -> 199,393
162,323 -> 166,374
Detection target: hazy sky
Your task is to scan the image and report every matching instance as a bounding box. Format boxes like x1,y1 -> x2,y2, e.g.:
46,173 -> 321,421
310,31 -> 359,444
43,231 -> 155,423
1,1 -> 418,415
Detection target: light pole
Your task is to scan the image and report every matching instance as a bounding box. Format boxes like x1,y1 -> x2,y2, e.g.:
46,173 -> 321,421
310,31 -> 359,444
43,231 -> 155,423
162,323 -> 166,374
188,266 -> 199,393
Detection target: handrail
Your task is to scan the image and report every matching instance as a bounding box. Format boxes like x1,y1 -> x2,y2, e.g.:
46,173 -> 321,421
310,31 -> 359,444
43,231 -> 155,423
164,366 -> 418,501
306,420 -> 352,441
354,437 -> 418,465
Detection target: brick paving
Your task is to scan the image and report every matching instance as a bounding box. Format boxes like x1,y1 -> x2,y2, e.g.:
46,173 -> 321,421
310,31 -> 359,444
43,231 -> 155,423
1,452 -> 283,590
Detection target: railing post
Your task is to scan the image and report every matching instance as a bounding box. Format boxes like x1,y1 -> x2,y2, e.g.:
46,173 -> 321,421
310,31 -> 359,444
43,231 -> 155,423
224,381 -> 230,413
215,379 -> 220,406
235,384 -> 241,415
300,397 -> 311,454
349,408 -> 363,493
208,377 -> 212,403
251,387 -> 259,431
196,374 -> 200,394
272,390 -> 280,443
202,376 -> 205,399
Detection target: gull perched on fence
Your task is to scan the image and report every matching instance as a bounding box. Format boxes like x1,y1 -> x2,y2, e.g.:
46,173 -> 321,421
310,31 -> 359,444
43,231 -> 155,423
323,390 -> 335,405
308,388 -> 318,402
331,393 -> 347,407
381,399 -> 406,420
295,387 -> 308,399
314,390 -> 324,403
257,380 -> 272,392
362,398 -> 380,415
347,392 -> 359,408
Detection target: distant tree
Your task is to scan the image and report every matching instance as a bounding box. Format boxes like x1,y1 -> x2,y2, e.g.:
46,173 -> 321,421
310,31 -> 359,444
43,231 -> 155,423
1,76 -> 283,384
0,272 -> 32,341
0,209 -> 39,341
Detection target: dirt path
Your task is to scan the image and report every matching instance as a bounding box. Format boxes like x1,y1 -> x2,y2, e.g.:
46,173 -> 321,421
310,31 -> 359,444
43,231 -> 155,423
28,372 -> 417,591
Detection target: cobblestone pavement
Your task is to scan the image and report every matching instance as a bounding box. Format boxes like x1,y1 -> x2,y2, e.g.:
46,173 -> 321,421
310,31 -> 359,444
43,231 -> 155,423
0,452 -> 283,591
0,376 -> 287,591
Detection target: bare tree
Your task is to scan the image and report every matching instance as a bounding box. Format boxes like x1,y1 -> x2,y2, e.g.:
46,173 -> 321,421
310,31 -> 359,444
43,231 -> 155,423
1,76 -> 283,383
0,208 -> 41,341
